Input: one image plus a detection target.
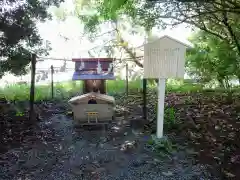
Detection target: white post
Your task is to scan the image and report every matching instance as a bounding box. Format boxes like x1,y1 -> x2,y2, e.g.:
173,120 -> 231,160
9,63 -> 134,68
157,78 -> 166,138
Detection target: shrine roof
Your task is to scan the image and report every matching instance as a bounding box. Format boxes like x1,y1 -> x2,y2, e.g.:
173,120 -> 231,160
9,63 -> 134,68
69,92 -> 115,104
72,71 -> 115,80
72,58 -> 114,62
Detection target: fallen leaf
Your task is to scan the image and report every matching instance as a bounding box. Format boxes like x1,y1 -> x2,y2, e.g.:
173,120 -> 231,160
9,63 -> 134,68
223,170 -> 235,178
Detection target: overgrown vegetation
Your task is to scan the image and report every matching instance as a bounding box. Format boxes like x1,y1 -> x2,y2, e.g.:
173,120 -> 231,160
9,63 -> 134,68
3,79 -> 237,101
147,135 -> 177,157
0,79 -> 207,101
0,79 -> 141,101
187,31 -> 240,87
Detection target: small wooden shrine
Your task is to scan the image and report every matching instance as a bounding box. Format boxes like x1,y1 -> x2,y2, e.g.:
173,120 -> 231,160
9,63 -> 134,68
68,92 -> 115,124
69,58 -> 116,125
72,58 -> 115,94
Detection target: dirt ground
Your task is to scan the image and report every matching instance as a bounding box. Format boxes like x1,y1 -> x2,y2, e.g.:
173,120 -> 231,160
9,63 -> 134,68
164,92 -> 240,179
0,91 -> 239,179
0,99 -> 217,180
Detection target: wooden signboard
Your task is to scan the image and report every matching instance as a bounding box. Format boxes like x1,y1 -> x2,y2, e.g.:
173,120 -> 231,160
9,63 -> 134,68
144,35 -> 190,138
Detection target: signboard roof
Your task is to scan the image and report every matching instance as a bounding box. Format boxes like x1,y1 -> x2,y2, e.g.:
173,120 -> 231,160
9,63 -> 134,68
146,35 -> 191,48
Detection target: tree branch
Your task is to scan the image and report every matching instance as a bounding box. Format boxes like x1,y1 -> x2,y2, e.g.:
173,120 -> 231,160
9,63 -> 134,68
221,11 -> 240,55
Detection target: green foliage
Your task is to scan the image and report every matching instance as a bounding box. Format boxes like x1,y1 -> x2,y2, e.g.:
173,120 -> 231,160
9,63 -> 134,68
0,0 -> 63,78
151,105 -> 178,130
167,81 -> 203,93
164,107 -> 178,130
60,0 -> 240,77
186,30 -> 240,88
147,135 -> 177,156
75,0 -> 137,30
73,0 -> 161,37
16,111 -> 24,117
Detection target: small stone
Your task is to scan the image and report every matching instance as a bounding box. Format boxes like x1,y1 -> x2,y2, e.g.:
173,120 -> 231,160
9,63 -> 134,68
100,137 -> 108,142
94,167 -> 105,173
162,171 -> 174,176
153,158 -> 161,163
124,132 -> 128,136
68,145 -> 74,150
99,143 -> 104,148
120,141 -> 137,152
71,168 -> 83,176
92,161 -> 100,167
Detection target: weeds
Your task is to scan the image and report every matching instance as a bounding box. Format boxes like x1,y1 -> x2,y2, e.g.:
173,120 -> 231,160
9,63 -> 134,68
151,105 -> 179,130
16,111 -> 24,117
147,135 -> 177,157
164,107 -> 179,130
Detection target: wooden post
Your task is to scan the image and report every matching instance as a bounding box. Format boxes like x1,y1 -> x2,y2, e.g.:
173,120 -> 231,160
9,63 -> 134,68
51,65 -> 54,98
102,80 -> 106,94
29,54 -> 36,121
157,78 -> 166,138
142,78 -> 147,120
126,63 -> 128,96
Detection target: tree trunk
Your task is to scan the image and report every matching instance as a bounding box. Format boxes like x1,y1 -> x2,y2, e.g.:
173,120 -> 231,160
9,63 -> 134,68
217,78 -> 224,88
224,78 -> 230,89
236,75 -> 240,85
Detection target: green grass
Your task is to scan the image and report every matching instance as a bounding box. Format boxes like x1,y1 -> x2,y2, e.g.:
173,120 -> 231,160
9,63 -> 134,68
166,82 -> 203,93
0,78 -> 239,101
106,79 -> 141,94
0,79 -> 143,101
0,81 -> 80,101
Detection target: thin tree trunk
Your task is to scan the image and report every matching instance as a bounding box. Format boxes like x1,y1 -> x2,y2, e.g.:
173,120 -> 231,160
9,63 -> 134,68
217,78 -> 224,88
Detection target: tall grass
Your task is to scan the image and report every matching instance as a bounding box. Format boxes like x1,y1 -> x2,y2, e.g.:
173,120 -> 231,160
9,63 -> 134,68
106,79 -> 141,93
1,78 -> 238,101
0,81 -> 80,101
0,79 -> 143,101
